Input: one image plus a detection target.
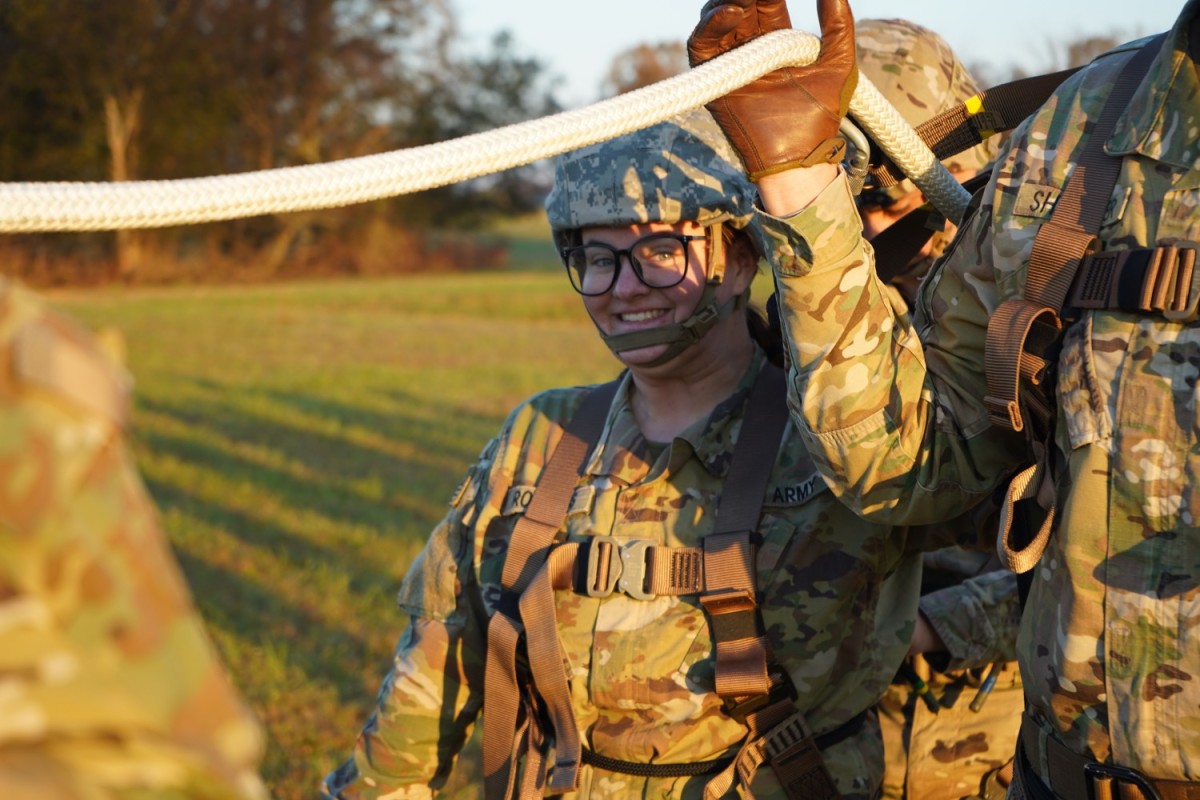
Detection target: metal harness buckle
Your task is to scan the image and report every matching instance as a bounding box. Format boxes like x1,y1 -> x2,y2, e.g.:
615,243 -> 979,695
583,537 -> 655,599
617,539 -> 654,600
1083,762 -> 1164,800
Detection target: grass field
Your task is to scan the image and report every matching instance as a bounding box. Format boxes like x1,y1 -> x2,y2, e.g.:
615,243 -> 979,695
49,263 -> 778,798
50,271 -> 617,799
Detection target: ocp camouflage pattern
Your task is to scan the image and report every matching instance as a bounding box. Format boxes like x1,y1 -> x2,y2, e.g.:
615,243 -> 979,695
855,22 -> 1023,797
0,277 -> 267,799
878,560 -> 1023,800
856,17 -> 998,196
322,349 -> 969,799
772,0 -> 1200,784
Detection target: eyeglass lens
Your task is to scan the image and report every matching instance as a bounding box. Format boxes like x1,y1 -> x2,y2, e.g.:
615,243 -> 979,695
565,234 -> 693,295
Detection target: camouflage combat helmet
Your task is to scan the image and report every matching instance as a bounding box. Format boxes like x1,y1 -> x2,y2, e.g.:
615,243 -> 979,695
545,108 -> 764,366
856,18 -> 999,201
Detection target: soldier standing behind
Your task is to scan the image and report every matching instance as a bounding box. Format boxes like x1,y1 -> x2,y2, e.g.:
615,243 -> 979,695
0,276 -> 267,799
694,0 -> 1200,796
853,20 -> 1022,800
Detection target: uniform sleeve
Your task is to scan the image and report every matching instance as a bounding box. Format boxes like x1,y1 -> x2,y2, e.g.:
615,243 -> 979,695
0,300 -> 267,799
322,440 -> 497,800
918,570 -> 1021,669
768,169 -> 1026,526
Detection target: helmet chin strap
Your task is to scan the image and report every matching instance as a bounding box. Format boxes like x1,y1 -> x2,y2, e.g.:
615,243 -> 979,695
594,222 -> 748,368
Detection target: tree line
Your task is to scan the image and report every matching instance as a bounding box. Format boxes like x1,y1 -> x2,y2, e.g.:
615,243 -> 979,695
0,3 -> 1129,287
0,0 -> 563,284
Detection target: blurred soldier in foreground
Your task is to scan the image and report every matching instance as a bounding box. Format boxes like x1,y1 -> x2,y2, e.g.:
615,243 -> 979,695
854,19 -> 1021,800
0,276 -> 268,799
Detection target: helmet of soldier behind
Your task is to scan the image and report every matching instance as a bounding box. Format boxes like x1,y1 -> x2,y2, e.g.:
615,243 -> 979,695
545,108 -> 772,366
856,18 -> 998,201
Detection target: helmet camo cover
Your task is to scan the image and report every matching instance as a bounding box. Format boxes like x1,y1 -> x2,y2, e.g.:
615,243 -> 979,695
856,18 -> 999,194
545,108 -> 760,255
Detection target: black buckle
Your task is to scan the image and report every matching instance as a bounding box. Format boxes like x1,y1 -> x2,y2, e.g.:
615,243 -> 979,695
722,669 -> 797,724
1084,762 -> 1163,800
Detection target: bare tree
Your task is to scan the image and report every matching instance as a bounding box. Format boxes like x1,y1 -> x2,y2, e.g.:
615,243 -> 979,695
601,41 -> 688,97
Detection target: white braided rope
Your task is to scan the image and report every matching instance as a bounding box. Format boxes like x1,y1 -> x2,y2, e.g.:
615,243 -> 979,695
0,29 -> 968,232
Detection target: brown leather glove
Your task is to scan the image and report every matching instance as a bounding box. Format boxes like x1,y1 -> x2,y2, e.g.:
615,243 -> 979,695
688,0 -> 857,181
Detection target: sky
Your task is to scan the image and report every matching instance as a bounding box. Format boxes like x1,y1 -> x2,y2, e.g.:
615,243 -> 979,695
452,0 -> 1183,107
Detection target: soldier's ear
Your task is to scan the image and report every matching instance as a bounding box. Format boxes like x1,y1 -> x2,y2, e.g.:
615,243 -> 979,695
725,233 -> 760,294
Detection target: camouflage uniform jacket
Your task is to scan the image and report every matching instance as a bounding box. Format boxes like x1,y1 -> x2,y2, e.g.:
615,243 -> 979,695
323,349 -> 961,799
0,278 -> 267,799
772,3 -> 1200,782
879,549 -> 1023,800
882,274 -> 1022,800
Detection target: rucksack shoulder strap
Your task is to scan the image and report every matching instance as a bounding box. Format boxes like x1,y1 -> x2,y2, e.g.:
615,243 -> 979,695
868,68 -> 1081,191
984,33 -> 1165,434
981,34 -> 1165,586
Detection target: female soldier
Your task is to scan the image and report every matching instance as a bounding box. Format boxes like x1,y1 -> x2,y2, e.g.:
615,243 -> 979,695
322,100 -> 970,798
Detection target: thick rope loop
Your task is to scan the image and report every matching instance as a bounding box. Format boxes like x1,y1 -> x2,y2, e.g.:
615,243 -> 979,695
0,29 -> 968,232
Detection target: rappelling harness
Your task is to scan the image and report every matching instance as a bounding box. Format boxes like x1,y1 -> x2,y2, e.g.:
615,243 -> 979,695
480,363 -> 864,800
979,34 -> 1184,588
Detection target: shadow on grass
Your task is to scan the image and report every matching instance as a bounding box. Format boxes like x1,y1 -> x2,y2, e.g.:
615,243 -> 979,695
129,378 -> 514,798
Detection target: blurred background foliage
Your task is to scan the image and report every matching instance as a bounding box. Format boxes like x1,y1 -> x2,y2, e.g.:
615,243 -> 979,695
0,0 -> 562,284
0,1 -> 1123,287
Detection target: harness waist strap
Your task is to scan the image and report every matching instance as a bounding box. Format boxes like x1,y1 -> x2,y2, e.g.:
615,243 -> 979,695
580,710 -> 868,780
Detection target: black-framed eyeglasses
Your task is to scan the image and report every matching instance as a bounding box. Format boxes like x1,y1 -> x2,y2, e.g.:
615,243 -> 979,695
561,233 -> 705,296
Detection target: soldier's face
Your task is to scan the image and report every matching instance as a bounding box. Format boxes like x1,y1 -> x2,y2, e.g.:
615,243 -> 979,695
579,220 -> 745,367
858,187 -> 925,243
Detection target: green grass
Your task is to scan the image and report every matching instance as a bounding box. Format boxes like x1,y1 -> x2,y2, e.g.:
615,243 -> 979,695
50,272 -> 617,800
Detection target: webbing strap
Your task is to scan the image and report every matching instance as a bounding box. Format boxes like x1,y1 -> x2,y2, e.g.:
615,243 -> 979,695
518,543 -> 584,793
702,702 -> 851,800
701,363 -> 790,699
870,68 -> 1080,189
984,35 -> 1163,434
983,36 -> 1163,584
996,461 -> 1057,574
498,380 -> 620,593
482,379 -> 620,800
696,364 -> 843,798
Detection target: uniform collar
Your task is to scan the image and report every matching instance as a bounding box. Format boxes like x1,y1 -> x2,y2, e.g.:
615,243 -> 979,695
1109,2 -> 1200,170
586,348 -> 766,483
